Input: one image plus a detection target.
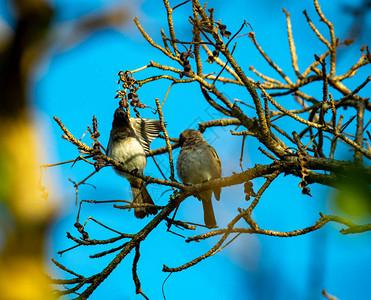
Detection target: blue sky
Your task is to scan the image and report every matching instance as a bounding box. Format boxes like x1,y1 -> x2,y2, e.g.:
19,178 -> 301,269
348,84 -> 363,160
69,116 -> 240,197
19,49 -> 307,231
1,0 -> 370,299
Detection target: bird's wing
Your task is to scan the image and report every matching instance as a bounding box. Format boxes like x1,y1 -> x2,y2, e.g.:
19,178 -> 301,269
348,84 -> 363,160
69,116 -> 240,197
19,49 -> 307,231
208,144 -> 222,200
208,144 -> 221,172
130,118 -> 163,155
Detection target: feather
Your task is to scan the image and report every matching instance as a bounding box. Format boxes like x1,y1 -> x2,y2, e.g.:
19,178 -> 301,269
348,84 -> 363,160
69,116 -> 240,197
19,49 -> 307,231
130,118 -> 163,155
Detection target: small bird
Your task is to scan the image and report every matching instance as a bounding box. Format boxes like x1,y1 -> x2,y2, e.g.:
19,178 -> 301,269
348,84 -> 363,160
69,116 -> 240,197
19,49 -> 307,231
107,106 -> 162,218
176,129 -> 222,228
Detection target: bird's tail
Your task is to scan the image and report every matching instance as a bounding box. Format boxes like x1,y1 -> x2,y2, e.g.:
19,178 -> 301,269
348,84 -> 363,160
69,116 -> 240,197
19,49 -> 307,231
200,190 -> 217,228
131,183 -> 158,219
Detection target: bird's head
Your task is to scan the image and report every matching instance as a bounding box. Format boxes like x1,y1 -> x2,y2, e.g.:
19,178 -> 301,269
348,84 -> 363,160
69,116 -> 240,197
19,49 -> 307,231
179,129 -> 203,146
112,106 -> 130,127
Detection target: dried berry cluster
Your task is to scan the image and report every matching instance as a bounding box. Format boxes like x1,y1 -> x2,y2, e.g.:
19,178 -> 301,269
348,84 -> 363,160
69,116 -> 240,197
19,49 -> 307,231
116,71 -> 146,109
180,52 -> 193,77
90,116 -> 105,171
244,180 -> 256,201
298,150 -> 312,197
39,184 -> 49,200
218,23 -> 231,39
92,142 -> 104,171
90,115 -> 100,140
206,22 -> 230,64
206,40 -> 223,64
74,221 -> 89,240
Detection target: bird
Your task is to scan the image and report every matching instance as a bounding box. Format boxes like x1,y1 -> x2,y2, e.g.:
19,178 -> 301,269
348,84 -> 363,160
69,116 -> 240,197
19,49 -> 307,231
107,106 -> 163,218
176,129 -> 222,228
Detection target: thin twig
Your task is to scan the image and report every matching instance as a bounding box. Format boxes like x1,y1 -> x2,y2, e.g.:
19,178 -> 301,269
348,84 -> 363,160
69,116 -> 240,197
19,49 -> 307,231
134,17 -> 177,60
132,244 -> 150,300
313,0 -> 336,75
239,135 -> 246,171
155,98 -> 175,180
172,0 -> 190,10
248,32 -> 292,84
163,0 -> 179,56
355,99 -> 365,164
322,289 -> 340,300
283,8 -> 301,78
90,243 -> 127,259
52,258 -> 84,278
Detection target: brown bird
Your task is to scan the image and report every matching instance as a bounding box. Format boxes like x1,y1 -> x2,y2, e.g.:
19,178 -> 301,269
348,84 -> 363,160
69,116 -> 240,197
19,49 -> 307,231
176,129 -> 222,228
107,107 -> 162,218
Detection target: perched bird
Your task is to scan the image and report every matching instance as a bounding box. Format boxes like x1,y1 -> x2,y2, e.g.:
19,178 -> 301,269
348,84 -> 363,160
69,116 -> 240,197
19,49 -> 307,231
176,129 -> 222,228
107,106 -> 162,218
